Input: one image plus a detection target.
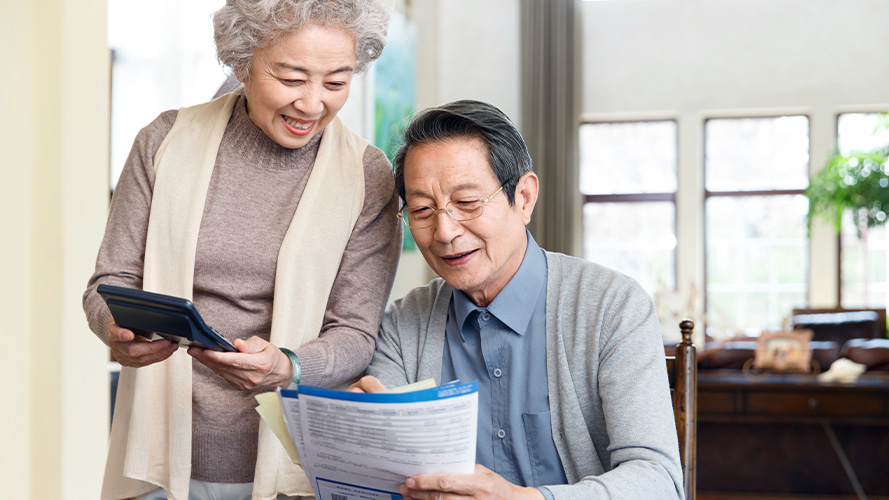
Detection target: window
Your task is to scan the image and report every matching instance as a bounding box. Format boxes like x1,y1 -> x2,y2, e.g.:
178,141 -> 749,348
838,112 -> 889,309
108,0 -> 228,191
579,120 -> 677,294
704,116 -> 810,333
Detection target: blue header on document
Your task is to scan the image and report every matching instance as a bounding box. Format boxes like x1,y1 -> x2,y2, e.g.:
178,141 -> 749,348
284,380 -> 478,404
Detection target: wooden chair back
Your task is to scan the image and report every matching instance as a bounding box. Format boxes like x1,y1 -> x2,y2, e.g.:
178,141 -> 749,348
666,319 -> 697,500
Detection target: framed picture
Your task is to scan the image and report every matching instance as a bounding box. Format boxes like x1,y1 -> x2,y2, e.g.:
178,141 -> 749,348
753,329 -> 814,372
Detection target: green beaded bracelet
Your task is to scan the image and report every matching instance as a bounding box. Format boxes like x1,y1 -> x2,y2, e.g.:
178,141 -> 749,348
279,347 -> 301,389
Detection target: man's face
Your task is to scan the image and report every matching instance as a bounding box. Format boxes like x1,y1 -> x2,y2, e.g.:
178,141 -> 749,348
403,137 -> 537,306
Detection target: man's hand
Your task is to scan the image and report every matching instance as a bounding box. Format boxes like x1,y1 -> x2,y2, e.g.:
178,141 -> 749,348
347,375 -> 388,393
399,464 -> 545,500
107,317 -> 178,367
188,336 -> 292,391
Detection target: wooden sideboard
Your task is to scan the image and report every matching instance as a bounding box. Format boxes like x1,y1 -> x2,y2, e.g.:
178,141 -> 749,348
697,372 -> 889,499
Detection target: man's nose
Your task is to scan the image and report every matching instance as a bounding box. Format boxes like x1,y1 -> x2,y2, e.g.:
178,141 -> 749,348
432,209 -> 462,242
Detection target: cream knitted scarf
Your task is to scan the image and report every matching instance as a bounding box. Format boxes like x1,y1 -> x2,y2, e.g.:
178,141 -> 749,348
101,90 -> 366,500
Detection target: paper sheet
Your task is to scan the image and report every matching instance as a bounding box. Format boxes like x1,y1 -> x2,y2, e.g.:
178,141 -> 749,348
278,381 -> 478,500
381,378 -> 437,394
254,391 -> 300,464
255,378 -> 454,500
256,378 -> 439,464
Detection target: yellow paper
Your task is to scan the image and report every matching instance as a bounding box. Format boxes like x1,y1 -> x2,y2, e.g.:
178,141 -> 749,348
381,378 -> 436,394
255,391 -> 300,464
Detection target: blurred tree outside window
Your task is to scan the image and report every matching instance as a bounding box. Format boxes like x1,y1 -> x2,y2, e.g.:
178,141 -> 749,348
838,113 -> 889,309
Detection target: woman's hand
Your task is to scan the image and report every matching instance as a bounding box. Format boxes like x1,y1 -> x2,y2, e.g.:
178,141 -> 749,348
107,317 -> 179,367
399,464 -> 545,500
188,336 -> 292,391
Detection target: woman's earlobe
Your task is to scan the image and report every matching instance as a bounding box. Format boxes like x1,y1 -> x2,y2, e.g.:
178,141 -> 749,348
233,65 -> 249,85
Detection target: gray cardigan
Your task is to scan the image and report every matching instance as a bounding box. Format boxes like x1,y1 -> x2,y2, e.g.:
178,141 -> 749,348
367,251 -> 684,500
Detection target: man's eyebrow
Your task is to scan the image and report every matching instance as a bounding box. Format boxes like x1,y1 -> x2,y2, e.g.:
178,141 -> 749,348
449,181 -> 486,193
404,188 -> 429,200
405,182 -> 486,201
274,63 -> 354,75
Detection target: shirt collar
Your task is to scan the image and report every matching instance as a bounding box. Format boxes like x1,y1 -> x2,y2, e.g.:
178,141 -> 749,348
452,230 -> 546,336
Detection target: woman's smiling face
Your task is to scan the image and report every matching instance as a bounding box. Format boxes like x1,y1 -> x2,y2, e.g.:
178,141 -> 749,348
241,24 -> 357,149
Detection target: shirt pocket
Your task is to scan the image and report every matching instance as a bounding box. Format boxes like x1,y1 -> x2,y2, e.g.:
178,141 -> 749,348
522,410 -> 566,487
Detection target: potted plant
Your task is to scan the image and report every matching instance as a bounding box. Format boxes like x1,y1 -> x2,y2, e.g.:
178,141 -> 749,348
807,113 -> 889,234
806,113 -> 889,324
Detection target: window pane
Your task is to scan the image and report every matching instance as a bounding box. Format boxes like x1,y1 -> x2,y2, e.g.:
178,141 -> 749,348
109,0 -> 229,190
838,113 -> 889,309
838,113 -> 889,154
841,213 -> 888,309
705,116 -> 810,192
583,202 -> 676,293
579,121 -> 677,195
706,195 -> 809,333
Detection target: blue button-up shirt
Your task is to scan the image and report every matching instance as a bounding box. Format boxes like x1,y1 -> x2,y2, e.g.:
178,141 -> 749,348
441,232 -> 567,498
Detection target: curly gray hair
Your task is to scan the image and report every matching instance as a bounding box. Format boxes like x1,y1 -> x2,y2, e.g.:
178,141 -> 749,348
214,0 -> 390,77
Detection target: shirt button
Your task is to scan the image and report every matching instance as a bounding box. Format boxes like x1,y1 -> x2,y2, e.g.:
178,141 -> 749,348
481,312 -> 491,321
497,429 -> 506,439
493,368 -> 502,378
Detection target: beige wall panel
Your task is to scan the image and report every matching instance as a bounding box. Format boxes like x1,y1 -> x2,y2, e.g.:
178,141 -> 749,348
2,0 -> 110,498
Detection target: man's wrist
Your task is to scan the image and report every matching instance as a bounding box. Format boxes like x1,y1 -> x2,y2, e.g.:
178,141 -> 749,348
279,347 -> 301,389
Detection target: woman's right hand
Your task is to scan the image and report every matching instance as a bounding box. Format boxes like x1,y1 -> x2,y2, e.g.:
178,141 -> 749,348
107,317 -> 179,367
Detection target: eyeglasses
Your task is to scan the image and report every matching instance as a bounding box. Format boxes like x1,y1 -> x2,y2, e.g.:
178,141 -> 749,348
398,180 -> 508,229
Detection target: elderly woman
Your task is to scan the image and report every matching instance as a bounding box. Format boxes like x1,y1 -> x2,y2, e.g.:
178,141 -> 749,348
82,1 -> 399,499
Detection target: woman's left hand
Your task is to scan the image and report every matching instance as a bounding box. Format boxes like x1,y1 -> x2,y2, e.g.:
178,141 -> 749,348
188,337 -> 292,391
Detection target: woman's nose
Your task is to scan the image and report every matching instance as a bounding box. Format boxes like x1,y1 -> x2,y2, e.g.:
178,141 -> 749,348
294,85 -> 324,116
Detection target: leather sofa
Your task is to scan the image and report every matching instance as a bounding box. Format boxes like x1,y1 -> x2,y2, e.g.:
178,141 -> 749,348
698,337 -> 889,373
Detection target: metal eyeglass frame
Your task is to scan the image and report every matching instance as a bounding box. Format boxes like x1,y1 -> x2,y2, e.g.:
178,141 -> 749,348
397,179 -> 509,229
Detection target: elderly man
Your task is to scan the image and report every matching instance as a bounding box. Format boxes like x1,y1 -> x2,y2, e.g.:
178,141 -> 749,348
351,100 -> 683,500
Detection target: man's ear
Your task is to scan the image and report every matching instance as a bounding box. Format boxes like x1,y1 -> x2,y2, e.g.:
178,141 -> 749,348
515,172 -> 539,225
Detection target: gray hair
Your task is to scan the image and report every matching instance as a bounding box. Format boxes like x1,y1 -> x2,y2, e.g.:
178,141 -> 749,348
394,100 -> 534,206
214,0 -> 390,77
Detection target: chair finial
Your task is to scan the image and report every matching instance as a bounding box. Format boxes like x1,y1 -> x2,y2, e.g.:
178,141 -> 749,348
679,319 -> 695,345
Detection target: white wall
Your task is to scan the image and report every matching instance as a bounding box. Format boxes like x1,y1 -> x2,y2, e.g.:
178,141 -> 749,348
0,0 -> 111,498
411,0 -> 522,122
580,0 -> 889,312
581,0 -> 889,112
387,0 -> 524,298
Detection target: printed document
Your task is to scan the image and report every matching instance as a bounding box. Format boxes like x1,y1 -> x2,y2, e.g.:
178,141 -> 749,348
274,381 -> 478,500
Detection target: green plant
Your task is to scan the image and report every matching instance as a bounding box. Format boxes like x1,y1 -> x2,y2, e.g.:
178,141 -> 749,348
807,113 -> 889,234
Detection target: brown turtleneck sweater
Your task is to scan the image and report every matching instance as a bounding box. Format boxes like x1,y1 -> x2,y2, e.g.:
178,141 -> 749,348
83,95 -> 401,482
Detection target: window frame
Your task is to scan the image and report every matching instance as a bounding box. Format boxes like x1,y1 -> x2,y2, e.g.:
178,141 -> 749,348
835,110 -> 889,308
702,113 -> 812,331
579,118 -> 680,291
